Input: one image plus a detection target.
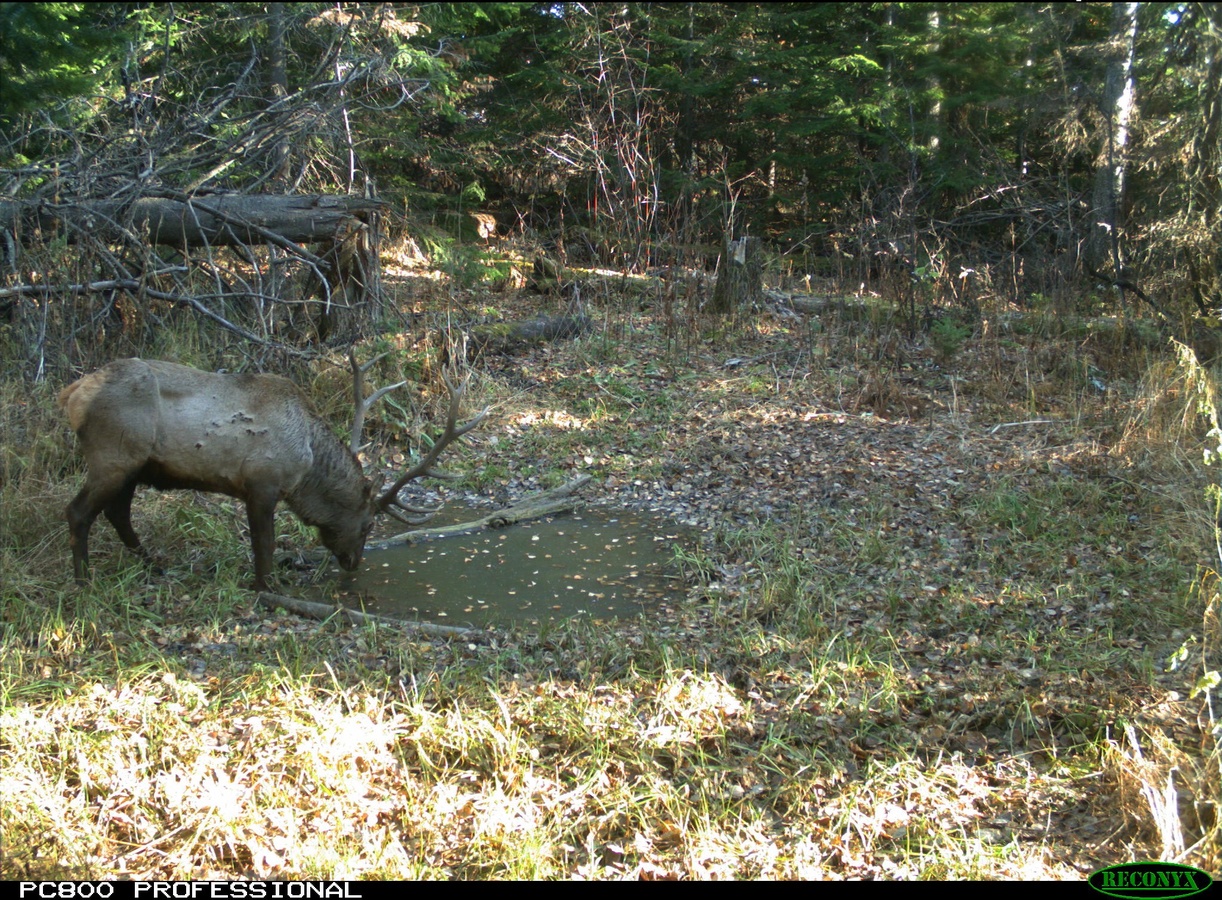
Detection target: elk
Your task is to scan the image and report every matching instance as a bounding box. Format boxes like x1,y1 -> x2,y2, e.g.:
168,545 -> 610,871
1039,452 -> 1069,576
58,354 -> 485,591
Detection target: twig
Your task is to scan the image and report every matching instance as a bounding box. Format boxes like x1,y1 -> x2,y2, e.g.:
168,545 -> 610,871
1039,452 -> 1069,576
256,591 -> 480,638
989,419 -> 1054,433
0,277 -> 315,357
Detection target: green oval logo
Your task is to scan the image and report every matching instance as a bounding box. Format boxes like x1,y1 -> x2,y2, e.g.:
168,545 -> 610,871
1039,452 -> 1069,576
1089,862 -> 1214,899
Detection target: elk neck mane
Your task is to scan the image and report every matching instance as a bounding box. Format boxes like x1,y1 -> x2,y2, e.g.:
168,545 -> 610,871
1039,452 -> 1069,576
284,412 -> 368,527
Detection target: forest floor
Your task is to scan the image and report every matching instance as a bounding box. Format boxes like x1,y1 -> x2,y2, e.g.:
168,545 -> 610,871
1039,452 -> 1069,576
1,263 -> 1218,879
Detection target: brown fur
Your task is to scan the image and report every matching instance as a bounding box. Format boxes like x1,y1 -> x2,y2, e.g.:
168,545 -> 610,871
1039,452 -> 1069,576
59,358 -> 375,590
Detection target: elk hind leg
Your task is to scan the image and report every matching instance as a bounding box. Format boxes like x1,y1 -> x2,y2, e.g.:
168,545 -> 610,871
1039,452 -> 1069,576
66,474 -> 142,583
66,481 -> 117,583
103,479 -> 157,567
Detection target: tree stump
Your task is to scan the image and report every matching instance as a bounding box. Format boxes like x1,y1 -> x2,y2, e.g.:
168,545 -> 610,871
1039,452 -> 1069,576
709,235 -> 763,315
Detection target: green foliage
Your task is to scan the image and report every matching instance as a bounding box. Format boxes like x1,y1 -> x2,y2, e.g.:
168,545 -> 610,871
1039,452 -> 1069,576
380,0 -> 1130,280
419,230 -> 497,289
461,181 -> 486,205
929,318 -> 971,364
5,0 -> 1215,328
0,2 -> 121,125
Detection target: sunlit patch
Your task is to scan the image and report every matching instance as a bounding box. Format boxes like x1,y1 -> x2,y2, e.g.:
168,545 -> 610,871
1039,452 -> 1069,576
513,409 -> 587,430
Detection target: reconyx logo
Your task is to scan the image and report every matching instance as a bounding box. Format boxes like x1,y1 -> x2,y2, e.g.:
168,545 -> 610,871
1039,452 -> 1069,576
1089,862 -> 1214,899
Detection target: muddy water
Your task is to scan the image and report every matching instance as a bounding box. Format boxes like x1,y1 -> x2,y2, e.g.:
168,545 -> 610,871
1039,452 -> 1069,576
331,509 -> 688,628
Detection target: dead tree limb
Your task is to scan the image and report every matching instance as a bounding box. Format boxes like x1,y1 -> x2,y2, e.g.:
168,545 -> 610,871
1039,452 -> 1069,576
255,591 -> 480,638
0,193 -> 385,252
372,475 -> 592,548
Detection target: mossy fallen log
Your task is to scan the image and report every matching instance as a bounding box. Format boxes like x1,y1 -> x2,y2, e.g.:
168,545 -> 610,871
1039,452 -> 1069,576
462,314 -> 591,358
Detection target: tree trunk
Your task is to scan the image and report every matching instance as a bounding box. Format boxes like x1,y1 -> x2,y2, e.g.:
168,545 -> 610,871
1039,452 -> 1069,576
1087,1 -> 1140,305
1185,6 -> 1222,315
927,6 -> 943,155
709,235 -> 763,315
267,3 -> 292,186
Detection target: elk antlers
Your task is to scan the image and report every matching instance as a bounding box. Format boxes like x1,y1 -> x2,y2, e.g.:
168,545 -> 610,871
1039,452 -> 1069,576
349,349 -> 488,524
349,351 -> 407,455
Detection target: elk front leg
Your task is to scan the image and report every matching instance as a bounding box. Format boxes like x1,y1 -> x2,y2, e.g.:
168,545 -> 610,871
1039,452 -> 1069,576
246,490 -> 280,592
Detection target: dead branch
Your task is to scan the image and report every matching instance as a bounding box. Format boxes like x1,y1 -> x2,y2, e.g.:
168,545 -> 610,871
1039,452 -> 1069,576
255,591 -> 480,638
373,474 -> 592,547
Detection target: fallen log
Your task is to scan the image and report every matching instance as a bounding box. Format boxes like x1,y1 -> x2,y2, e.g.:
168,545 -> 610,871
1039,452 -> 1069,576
373,474 -> 591,547
1,193 -> 385,251
256,591 -> 480,638
779,294 -> 872,319
462,314 -> 592,358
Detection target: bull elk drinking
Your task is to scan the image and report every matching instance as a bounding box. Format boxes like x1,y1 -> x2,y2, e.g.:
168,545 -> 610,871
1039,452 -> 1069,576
58,354 -> 485,591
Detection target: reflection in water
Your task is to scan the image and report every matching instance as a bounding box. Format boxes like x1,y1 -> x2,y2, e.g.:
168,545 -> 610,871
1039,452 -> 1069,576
331,509 -> 688,628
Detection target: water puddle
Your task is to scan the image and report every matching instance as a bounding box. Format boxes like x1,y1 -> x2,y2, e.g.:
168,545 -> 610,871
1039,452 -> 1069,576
330,508 -> 689,628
